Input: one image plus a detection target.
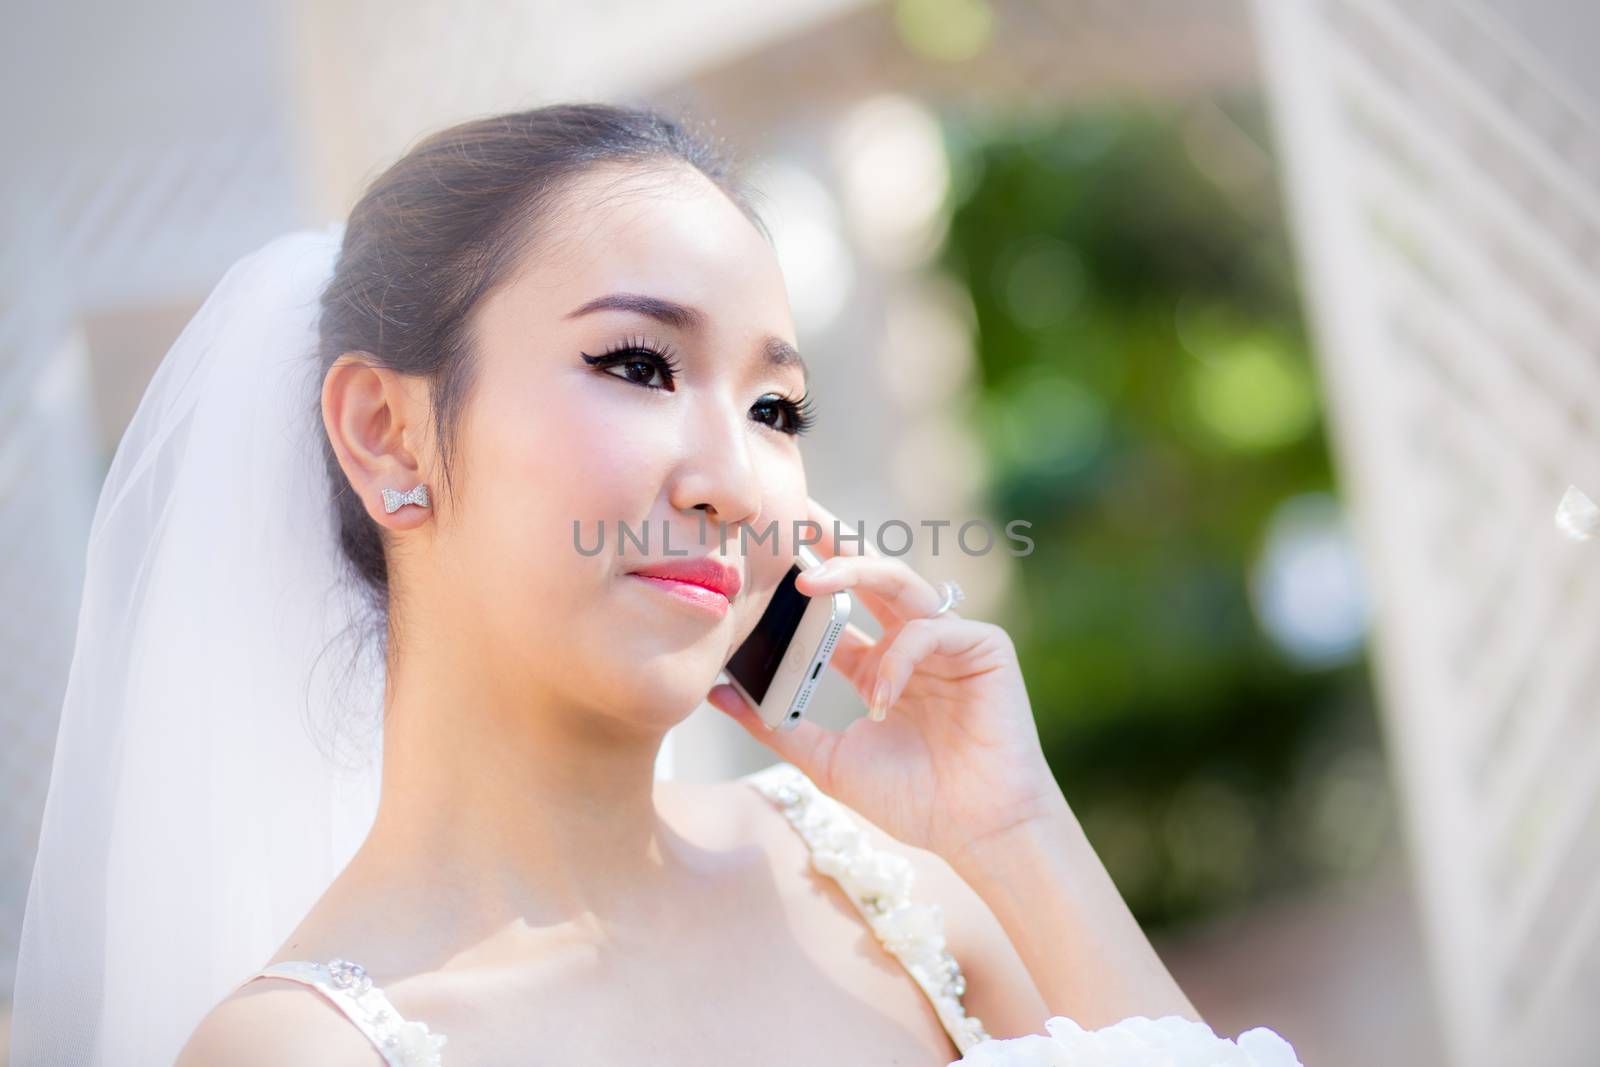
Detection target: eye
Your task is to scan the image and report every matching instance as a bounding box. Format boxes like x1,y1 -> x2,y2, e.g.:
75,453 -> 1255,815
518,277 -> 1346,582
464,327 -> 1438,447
580,338 -> 682,392
751,392 -> 816,437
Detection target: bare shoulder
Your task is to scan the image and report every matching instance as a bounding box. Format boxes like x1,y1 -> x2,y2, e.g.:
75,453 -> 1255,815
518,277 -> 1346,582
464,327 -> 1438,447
679,763 -> 1047,1037
777,772 -> 1052,1040
174,977 -> 384,1067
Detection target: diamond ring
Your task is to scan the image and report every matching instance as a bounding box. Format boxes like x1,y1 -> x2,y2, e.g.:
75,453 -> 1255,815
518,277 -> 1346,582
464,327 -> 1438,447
928,579 -> 965,618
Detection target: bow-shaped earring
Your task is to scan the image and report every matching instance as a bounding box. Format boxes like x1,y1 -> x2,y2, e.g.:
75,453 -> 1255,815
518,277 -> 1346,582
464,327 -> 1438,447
1555,484 -> 1599,541
382,483 -> 431,514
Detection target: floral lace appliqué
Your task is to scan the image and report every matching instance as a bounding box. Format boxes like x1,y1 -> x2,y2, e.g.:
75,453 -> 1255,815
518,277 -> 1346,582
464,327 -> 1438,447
252,958 -> 448,1067
950,1013 -> 1304,1066
741,763 -> 1306,1067
743,761 -> 992,1055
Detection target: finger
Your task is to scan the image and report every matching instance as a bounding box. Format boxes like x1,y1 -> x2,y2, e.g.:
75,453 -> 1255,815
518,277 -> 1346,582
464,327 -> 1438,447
796,553 -> 955,625
705,682 -> 839,773
798,498 -> 914,631
802,495 -> 882,563
868,617 -> 1001,721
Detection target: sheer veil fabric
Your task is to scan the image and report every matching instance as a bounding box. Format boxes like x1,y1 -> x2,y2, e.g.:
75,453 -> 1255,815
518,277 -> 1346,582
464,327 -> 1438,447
10,226 -> 680,1066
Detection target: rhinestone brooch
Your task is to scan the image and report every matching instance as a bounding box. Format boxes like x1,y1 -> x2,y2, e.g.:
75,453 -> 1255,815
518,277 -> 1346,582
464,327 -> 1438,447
317,958 -> 449,1067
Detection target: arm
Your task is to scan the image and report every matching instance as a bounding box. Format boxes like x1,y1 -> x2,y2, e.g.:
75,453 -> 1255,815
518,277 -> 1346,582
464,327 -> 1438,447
820,784 -> 1188,1040
947,785 -> 1202,1030
175,981 -> 385,1067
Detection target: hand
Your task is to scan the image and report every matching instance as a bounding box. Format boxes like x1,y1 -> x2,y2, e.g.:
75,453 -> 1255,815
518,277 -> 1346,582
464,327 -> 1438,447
707,496 -> 1067,868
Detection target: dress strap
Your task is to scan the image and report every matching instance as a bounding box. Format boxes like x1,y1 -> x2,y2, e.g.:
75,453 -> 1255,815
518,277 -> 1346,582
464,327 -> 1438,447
741,761 -> 991,1056
234,958 -> 448,1067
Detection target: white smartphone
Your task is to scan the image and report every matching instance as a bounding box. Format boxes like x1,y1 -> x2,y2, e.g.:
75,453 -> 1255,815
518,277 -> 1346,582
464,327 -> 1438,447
722,545 -> 852,731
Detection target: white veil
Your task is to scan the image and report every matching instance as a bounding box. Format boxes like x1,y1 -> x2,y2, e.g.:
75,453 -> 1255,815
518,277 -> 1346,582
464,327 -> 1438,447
10,224 -> 679,1066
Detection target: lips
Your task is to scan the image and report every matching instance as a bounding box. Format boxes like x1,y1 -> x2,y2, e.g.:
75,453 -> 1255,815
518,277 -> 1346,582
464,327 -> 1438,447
625,555 -> 742,601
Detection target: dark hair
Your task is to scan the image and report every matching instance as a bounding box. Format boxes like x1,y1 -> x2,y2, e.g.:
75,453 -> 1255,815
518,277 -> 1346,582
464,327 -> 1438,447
313,102 -> 769,631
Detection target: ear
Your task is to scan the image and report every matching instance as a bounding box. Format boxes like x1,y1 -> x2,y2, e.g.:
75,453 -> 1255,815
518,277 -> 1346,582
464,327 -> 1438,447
321,353 -> 436,529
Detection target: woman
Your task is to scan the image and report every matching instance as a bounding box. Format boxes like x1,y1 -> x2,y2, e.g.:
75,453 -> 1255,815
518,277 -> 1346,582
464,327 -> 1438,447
12,102 -> 1301,1066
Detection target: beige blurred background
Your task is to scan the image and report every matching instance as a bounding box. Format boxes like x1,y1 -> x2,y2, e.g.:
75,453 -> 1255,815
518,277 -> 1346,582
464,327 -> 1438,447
5,1 -> 1600,1064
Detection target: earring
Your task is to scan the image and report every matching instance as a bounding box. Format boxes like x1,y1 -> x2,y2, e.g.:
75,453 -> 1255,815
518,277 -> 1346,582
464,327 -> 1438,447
382,483 -> 431,514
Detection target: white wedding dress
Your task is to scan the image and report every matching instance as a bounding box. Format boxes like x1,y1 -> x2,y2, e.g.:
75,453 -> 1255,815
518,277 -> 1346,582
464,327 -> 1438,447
226,760 -> 1304,1067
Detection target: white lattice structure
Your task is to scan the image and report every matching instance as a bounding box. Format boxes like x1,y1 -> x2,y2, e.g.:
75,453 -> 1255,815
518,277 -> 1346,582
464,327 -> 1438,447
1252,1 -> 1600,1064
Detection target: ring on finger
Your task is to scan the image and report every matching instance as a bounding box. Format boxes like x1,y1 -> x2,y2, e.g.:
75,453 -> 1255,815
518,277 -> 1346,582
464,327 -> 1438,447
927,579 -> 964,618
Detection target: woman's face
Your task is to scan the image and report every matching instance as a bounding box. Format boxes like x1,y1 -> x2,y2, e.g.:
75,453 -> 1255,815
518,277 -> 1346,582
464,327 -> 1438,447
430,163 -> 811,731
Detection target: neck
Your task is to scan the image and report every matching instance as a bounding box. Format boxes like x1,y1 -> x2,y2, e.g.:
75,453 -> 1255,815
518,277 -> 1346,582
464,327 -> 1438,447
357,634 -> 692,934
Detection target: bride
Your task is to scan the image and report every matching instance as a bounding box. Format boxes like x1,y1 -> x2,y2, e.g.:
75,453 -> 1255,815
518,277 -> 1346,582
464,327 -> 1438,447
10,101 -> 1302,1066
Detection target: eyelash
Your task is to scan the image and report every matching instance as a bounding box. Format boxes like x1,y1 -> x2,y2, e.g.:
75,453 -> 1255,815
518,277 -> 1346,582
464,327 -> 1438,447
580,337 -> 816,437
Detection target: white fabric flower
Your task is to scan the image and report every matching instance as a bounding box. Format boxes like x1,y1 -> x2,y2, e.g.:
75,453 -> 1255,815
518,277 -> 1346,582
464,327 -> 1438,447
876,901 -> 946,954
390,1019 -> 448,1067
851,851 -> 918,901
948,1014 -> 1303,1067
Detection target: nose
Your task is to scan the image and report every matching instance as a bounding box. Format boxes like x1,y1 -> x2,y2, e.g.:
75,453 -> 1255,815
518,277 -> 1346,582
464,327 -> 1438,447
667,391 -> 764,537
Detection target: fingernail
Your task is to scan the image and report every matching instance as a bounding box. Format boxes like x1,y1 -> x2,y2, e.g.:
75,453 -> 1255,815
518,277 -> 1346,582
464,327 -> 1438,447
869,679 -> 891,721
808,560 -> 836,580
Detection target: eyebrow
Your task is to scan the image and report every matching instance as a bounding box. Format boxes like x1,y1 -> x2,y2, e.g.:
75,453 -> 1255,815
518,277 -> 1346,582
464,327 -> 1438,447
564,291 -> 809,388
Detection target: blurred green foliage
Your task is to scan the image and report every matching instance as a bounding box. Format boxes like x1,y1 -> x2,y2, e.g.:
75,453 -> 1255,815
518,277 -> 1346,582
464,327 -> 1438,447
937,98 -> 1392,929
